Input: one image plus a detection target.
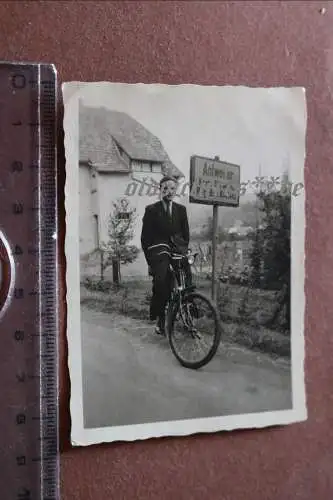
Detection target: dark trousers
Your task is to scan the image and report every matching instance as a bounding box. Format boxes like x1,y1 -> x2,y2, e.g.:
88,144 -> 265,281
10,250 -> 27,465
149,255 -> 173,321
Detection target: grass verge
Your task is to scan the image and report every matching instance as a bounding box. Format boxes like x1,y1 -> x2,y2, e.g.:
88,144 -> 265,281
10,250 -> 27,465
80,278 -> 290,359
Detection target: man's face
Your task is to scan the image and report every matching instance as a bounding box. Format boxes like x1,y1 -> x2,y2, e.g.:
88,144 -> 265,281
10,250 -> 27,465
160,180 -> 177,202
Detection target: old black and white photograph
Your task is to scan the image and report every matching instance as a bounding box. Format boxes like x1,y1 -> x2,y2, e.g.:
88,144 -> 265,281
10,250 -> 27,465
63,82 -> 307,445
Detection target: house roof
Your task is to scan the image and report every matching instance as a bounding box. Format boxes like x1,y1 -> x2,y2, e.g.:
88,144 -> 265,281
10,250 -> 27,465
79,103 -> 183,178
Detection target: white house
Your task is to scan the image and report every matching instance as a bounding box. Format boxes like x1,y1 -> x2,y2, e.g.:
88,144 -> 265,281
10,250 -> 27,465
79,102 -> 185,279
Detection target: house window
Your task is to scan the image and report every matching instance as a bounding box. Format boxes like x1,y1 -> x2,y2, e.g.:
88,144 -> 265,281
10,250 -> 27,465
93,214 -> 99,249
132,160 -> 163,173
132,160 -> 152,172
152,163 -> 162,173
117,212 -> 130,220
142,162 -> 152,172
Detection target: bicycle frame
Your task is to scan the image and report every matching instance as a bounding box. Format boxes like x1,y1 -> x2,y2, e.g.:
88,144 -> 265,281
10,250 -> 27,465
170,255 -> 185,287
168,254 -> 196,330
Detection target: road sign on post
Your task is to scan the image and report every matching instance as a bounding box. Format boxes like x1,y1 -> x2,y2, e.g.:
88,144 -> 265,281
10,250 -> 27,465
189,155 -> 241,301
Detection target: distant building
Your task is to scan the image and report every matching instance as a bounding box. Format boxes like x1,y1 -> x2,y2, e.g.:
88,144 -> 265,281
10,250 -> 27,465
79,102 -> 184,278
218,221 -> 262,273
218,239 -> 253,272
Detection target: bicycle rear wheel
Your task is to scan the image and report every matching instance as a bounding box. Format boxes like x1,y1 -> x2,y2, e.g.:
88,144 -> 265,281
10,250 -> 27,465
167,292 -> 221,369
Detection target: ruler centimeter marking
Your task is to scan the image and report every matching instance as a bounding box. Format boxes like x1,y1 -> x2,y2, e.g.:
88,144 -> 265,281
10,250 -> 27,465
0,63 -> 59,500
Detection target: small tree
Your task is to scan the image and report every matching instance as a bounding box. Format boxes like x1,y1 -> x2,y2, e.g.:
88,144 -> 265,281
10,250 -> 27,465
250,173 -> 291,330
258,189 -> 291,290
100,198 -> 140,284
250,230 -> 262,288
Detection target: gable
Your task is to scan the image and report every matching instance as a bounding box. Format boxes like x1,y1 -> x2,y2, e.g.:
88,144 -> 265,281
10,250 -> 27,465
79,102 -> 184,178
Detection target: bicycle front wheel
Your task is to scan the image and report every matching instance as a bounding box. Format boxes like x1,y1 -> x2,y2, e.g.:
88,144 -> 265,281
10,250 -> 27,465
167,292 -> 221,370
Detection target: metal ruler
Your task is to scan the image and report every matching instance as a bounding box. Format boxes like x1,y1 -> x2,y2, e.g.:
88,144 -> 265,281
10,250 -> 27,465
0,62 -> 59,500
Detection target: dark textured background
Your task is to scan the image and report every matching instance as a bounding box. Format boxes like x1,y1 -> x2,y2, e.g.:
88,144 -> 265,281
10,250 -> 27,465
1,1 -> 333,499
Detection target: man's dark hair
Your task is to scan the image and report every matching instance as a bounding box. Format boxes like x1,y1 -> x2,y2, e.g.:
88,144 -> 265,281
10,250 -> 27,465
159,175 -> 177,188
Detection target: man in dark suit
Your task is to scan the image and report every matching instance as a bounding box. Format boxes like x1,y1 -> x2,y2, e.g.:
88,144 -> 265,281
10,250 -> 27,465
141,175 -> 191,335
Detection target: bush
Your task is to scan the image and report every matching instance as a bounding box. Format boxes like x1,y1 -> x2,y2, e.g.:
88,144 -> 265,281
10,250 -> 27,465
83,277 -> 113,293
217,282 -> 288,333
233,324 -> 291,358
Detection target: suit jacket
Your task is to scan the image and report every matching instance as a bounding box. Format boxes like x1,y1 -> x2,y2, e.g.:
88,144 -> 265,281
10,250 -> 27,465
141,200 -> 190,265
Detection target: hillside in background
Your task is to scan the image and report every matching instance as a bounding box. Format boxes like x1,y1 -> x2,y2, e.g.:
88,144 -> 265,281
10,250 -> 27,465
188,194 -> 262,236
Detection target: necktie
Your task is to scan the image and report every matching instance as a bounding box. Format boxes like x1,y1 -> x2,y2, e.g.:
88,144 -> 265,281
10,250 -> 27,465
165,201 -> 172,220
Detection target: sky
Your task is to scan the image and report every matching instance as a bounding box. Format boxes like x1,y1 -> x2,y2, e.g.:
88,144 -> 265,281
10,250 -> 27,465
78,82 -> 307,187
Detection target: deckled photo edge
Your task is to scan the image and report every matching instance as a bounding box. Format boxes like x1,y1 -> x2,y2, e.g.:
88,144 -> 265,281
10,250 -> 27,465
71,409 -> 305,447
63,83 -> 85,435
290,86 -> 308,420
63,82 -> 308,446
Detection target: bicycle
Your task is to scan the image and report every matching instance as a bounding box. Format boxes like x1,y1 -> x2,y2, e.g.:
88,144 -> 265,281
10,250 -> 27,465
165,249 -> 222,370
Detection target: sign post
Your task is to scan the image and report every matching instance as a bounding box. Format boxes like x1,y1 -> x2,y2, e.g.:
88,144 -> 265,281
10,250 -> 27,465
211,202 -> 219,300
211,155 -> 220,301
189,155 -> 241,301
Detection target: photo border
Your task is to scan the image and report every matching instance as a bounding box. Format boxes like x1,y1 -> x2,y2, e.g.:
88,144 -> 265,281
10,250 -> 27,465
63,82 -> 307,446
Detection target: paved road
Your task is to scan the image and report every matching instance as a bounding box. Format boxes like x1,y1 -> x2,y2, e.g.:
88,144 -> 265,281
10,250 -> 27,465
81,305 -> 292,429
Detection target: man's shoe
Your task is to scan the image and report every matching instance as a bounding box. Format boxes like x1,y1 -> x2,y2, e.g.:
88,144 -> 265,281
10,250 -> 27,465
155,317 -> 166,336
